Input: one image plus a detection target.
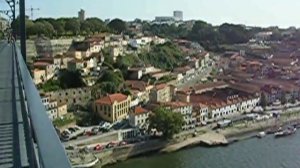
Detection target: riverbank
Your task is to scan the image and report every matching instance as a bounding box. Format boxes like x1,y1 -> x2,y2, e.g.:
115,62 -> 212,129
100,111 -> 300,167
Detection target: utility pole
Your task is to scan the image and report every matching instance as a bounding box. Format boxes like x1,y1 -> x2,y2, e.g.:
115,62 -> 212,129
19,0 -> 26,61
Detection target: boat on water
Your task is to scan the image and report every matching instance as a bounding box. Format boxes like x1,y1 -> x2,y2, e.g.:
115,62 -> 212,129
275,127 -> 296,138
256,131 -> 266,138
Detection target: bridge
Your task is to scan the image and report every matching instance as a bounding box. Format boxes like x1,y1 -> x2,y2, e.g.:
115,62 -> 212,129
0,41 -> 72,168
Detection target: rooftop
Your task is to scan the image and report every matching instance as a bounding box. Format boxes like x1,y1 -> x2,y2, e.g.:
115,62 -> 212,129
133,106 -> 149,115
95,93 -> 128,105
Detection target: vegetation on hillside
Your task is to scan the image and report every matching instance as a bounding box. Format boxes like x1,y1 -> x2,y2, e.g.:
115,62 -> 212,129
139,42 -> 185,70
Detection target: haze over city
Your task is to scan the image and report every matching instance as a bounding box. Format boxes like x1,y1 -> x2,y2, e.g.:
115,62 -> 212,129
4,0 -> 294,28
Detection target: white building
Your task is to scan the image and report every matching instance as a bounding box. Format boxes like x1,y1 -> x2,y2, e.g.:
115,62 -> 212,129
41,96 -> 58,120
164,102 -> 195,130
129,106 -> 150,129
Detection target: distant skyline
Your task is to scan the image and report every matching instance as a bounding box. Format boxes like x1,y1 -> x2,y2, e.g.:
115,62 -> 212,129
1,0 -> 300,28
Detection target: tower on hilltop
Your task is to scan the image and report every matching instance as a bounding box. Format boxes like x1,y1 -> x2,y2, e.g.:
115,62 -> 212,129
78,9 -> 85,21
173,10 -> 183,21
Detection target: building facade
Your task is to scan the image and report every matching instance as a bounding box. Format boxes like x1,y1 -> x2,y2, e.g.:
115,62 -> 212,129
41,96 -> 58,120
164,102 -> 195,130
129,106 -> 150,129
47,87 -> 91,108
95,94 -> 131,123
150,84 -> 172,103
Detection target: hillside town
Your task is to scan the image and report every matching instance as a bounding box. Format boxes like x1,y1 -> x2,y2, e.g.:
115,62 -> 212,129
8,9 -> 300,167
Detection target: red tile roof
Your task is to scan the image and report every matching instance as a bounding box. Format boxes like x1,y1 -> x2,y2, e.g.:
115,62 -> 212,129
95,93 -> 128,105
33,62 -> 51,67
125,80 -> 147,91
164,101 -> 191,108
134,106 -> 148,115
155,84 -> 168,90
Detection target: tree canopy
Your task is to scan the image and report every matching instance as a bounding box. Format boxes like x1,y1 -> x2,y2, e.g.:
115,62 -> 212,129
138,42 -> 185,70
59,70 -> 86,89
148,107 -> 184,139
108,18 -> 127,33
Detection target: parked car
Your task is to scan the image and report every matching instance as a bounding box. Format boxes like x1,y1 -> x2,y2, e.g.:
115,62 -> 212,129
94,144 -> 104,151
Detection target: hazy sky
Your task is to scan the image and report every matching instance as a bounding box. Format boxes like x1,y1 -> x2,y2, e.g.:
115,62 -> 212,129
1,0 -> 300,28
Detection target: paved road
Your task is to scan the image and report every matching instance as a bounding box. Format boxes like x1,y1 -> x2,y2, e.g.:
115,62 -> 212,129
0,41 -> 28,168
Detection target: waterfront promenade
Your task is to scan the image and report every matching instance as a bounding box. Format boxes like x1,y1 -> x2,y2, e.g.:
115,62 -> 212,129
161,132 -> 228,153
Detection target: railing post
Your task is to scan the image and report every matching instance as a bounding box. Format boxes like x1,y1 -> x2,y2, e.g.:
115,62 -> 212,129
19,0 -> 26,62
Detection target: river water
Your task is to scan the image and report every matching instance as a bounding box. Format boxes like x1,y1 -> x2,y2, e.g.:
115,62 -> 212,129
106,132 -> 300,168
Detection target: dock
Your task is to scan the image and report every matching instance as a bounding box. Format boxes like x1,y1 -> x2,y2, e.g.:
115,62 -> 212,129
161,132 -> 228,153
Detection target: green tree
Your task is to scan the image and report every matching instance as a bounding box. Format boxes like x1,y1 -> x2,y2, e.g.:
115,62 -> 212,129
58,70 -> 85,89
85,18 -> 108,33
187,20 -> 222,50
108,18 -> 127,33
219,23 -> 250,44
52,20 -> 65,36
38,79 -> 61,92
80,20 -> 92,34
65,18 -> 80,35
260,93 -> 268,108
148,107 -> 184,139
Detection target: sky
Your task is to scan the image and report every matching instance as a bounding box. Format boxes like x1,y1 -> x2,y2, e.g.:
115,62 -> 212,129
1,0 -> 300,28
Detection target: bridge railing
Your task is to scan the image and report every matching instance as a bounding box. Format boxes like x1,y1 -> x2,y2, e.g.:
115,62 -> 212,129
14,44 -> 72,168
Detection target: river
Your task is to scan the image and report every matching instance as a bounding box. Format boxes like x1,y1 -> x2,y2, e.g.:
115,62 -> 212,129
106,132 -> 300,168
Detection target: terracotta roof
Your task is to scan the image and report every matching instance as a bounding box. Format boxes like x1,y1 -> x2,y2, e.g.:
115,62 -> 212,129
34,62 -> 51,67
164,101 -> 191,108
134,106 -> 148,115
155,83 -> 168,90
95,93 -> 128,105
173,66 -> 192,74
125,80 -> 147,91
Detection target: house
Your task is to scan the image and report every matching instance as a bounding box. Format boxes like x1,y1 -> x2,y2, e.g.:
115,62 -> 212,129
129,106 -> 150,128
110,46 -> 125,60
41,96 -> 58,120
57,103 -> 68,117
67,59 -> 84,71
47,87 -> 91,108
72,40 -> 104,59
125,80 -> 154,105
173,66 -> 195,81
33,69 -> 46,84
261,85 -> 283,104
127,68 -> 143,80
59,55 -> 74,69
33,61 -> 56,81
150,84 -> 172,103
193,103 -> 209,125
94,93 -> 131,123
164,101 -> 196,130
